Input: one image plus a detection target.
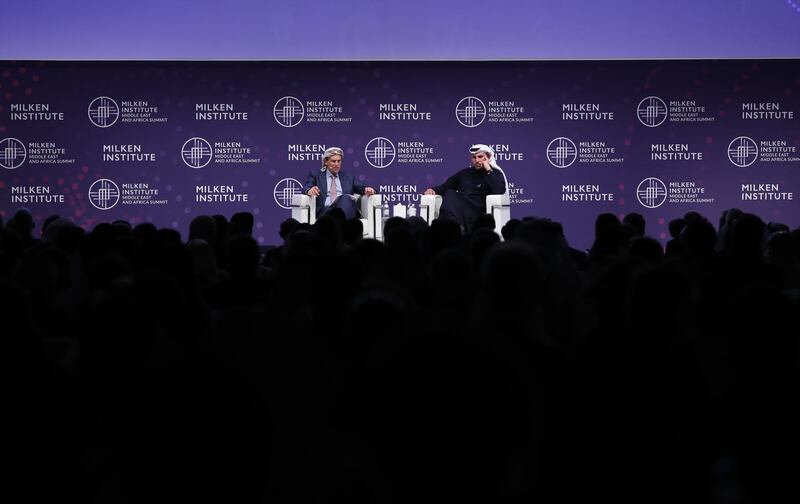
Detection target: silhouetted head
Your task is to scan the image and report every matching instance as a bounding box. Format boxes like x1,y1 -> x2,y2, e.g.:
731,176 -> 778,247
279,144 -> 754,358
230,211 -> 254,236
312,214 -> 342,250
8,208 -> 34,238
681,216 -> 717,258
590,213 -> 622,258
424,219 -> 461,257
469,227 -> 500,266
212,214 -> 230,239
41,214 -> 61,236
668,218 -> 686,239
719,207 -> 742,228
628,236 -> 664,262
228,234 -> 260,278
278,218 -> 301,241
767,221 -> 789,236
472,213 -> 496,232
326,207 -> 347,224
622,212 -> 646,236
189,215 -> 217,244
342,218 -> 364,245
383,216 -> 409,237
501,218 -> 521,241
41,218 -> 76,245
133,222 -> 158,242
729,213 -> 766,260
405,216 -> 428,237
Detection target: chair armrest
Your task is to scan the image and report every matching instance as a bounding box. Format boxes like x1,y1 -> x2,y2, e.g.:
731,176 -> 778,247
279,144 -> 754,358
485,193 -> 510,211
291,193 -> 316,224
486,194 -> 511,238
359,194 -> 382,215
360,194 -> 383,239
419,194 -> 442,225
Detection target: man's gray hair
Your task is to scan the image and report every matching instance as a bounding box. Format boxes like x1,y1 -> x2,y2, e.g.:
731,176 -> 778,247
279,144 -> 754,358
321,146 -> 344,170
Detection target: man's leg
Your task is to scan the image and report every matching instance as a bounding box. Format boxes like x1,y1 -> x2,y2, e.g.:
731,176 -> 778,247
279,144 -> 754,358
438,190 -> 480,233
328,195 -> 358,219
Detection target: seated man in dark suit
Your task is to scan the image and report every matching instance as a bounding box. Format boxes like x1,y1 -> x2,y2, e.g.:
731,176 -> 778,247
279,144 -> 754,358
424,144 -> 507,232
302,147 -> 376,219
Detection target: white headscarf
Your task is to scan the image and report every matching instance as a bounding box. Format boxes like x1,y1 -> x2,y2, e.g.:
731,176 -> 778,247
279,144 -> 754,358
321,146 -> 344,171
469,144 -> 501,171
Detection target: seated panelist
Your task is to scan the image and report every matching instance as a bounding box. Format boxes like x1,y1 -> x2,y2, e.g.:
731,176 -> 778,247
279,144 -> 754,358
302,147 -> 376,219
423,144 -> 507,232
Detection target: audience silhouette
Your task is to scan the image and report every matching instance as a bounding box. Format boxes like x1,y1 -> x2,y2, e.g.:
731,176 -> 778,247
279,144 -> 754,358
1,208 -> 798,502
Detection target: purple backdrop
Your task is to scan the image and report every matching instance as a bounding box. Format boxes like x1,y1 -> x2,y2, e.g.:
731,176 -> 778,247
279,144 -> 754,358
1,60 -> 798,250
2,0 -> 800,60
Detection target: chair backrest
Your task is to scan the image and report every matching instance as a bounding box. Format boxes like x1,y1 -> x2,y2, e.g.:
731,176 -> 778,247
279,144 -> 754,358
486,167 -> 511,239
495,166 -> 509,195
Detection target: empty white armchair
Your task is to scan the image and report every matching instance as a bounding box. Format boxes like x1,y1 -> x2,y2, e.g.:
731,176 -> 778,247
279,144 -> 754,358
419,167 -> 511,238
290,193 -> 384,240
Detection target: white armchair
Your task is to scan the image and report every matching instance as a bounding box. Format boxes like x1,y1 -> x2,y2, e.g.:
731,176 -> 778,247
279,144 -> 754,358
486,193 -> 511,237
419,167 -> 511,238
419,194 -> 442,226
291,193 -> 317,224
291,193 -> 384,240
361,194 -> 384,240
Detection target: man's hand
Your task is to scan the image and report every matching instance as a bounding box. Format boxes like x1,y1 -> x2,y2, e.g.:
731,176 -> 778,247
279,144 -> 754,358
365,187 -> 376,196
424,188 -> 436,195
307,186 -> 320,197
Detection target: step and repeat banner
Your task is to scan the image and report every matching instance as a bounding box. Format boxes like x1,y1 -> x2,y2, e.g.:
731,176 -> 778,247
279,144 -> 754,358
1,60 -> 798,250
